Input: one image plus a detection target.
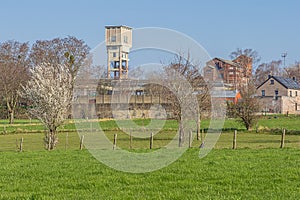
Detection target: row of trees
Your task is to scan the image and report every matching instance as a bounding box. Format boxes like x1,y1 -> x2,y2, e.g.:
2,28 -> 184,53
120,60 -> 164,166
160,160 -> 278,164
0,37 -> 90,124
0,37 -> 90,149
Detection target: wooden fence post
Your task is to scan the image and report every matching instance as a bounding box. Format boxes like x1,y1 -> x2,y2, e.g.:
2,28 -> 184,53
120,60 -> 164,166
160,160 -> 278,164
189,131 -> 192,148
150,132 -> 153,149
280,129 -> 286,148
65,133 -> 68,151
129,130 -> 133,149
16,139 -> 18,151
20,137 -> 24,152
113,134 -> 117,150
233,130 -> 237,150
197,117 -> 200,140
80,135 -> 84,150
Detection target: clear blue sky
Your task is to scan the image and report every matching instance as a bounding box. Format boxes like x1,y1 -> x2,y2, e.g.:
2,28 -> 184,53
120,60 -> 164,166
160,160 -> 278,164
1,0 -> 299,67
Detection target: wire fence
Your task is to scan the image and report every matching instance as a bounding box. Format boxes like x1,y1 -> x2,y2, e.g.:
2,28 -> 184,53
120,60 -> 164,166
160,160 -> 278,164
0,129 -> 299,152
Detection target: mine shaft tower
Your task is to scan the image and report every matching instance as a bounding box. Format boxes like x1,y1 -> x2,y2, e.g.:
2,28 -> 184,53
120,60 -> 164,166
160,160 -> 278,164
105,25 -> 132,79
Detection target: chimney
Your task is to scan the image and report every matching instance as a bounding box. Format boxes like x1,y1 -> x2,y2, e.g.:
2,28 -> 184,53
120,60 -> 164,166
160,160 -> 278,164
268,74 -> 271,79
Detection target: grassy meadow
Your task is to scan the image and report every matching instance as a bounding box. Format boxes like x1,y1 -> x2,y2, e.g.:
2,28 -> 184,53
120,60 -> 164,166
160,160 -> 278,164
0,115 -> 299,199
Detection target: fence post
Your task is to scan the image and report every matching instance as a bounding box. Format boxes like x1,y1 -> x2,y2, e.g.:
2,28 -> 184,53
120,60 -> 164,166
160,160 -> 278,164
189,131 -> 192,148
113,134 -> 117,150
233,130 -> 237,150
19,137 -> 24,152
280,129 -> 286,148
201,129 -> 204,142
150,132 -> 153,149
4,126 -> 7,134
16,138 -> 18,151
80,135 -> 84,150
65,133 -> 68,151
197,117 -> 200,140
129,129 -> 133,149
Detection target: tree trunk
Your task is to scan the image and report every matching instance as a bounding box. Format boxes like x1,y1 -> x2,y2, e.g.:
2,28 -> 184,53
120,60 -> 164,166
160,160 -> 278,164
178,121 -> 184,147
46,129 -> 58,150
6,101 -> 15,124
9,110 -> 14,124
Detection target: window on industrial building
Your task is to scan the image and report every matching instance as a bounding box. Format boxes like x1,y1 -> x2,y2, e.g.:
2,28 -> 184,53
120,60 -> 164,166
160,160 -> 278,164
111,36 -> 116,42
262,90 -> 265,96
124,36 -> 128,43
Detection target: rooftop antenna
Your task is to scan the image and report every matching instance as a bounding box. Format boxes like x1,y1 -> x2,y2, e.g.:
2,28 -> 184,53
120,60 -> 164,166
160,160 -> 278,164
281,52 -> 287,68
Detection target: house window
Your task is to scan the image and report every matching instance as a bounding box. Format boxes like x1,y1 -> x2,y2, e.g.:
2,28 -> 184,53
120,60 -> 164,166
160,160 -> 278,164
270,80 -> 274,85
296,103 -> 298,111
290,91 -> 292,97
112,52 -> 117,57
296,91 -> 298,96
275,90 -> 278,96
111,36 -> 116,42
262,90 -> 265,96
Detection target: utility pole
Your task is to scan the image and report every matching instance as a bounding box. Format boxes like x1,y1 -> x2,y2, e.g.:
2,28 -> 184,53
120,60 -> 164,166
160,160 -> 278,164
281,52 -> 287,68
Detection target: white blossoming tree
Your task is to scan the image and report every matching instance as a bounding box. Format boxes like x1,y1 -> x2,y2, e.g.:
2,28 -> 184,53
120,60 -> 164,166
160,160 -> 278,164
22,63 -> 73,150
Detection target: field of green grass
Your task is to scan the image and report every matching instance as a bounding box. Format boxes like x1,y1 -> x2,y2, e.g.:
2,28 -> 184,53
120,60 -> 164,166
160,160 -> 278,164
0,116 -> 299,199
0,148 -> 299,199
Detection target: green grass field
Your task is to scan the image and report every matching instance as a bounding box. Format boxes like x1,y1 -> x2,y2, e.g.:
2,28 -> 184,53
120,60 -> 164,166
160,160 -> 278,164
0,116 -> 299,199
0,149 -> 299,199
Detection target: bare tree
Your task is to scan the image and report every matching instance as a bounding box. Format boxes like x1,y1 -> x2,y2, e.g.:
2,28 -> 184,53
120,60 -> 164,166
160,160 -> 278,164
254,60 -> 284,86
29,36 -> 90,93
21,63 -> 73,150
227,80 -> 260,130
229,48 -> 261,64
0,41 -> 30,123
284,61 -> 300,81
147,53 -> 210,146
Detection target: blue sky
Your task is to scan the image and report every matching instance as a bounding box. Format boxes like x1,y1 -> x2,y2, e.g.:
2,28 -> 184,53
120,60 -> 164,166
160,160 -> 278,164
1,0 -> 299,67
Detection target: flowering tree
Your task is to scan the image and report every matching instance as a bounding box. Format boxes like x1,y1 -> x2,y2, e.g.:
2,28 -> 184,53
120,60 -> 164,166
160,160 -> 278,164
21,63 -> 73,150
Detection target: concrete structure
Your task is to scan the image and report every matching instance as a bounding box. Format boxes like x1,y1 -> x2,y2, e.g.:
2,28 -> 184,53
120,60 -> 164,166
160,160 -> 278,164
105,25 -> 132,79
204,55 -> 252,89
256,76 -> 300,114
211,90 -> 241,104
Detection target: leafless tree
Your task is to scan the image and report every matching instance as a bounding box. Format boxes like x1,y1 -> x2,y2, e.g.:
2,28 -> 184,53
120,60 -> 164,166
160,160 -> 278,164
254,60 -> 284,86
147,53 -> 210,146
21,63 -> 73,150
29,36 -> 90,120
0,41 -> 30,123
229,48 -> 261,65
284,61 -> 300,81
227,80 -> 260,130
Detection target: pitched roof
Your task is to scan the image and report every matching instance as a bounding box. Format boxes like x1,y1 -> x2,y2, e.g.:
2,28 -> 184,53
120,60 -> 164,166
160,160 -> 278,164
214,58 -> 240,67
257,75 -> 300,90
273,76 -> 300,89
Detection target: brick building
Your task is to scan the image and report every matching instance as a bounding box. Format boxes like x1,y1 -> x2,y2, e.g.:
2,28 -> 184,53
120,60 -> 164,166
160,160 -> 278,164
204,55 -> 252,88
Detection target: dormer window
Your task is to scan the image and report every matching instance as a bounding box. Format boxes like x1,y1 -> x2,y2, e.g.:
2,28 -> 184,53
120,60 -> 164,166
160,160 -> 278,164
270,79 -> 274,85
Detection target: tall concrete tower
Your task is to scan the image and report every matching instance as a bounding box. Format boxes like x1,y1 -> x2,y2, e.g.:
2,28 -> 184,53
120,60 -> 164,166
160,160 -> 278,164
105,25 -> 132,79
